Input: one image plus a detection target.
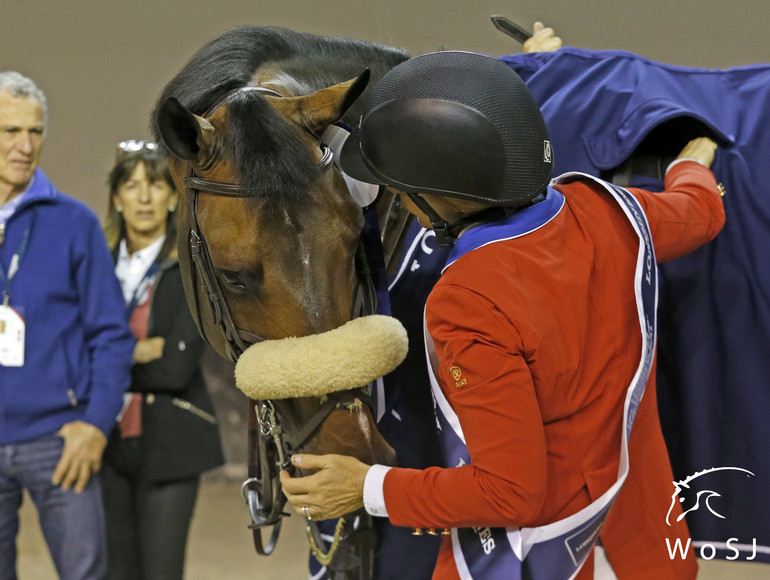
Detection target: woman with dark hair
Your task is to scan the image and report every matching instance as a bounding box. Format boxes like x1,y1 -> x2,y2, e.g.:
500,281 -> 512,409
101,141 -> 224,579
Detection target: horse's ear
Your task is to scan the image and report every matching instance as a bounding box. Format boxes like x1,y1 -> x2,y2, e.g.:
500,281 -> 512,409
338,69 -> 370,118
156,97 -> 216,162
291,69 -> 371,137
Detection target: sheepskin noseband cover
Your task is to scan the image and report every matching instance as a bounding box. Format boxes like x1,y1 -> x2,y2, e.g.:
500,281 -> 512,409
234,315 -> 408,399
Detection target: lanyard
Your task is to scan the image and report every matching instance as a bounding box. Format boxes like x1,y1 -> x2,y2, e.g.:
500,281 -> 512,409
125,259 -> 158,317
0,207 -> 38,305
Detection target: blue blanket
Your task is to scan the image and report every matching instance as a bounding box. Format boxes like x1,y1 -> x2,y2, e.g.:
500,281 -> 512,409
502,47 -> 770,563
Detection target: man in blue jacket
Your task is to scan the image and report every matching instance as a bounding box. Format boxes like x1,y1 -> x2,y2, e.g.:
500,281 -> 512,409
0,71 -> 134,579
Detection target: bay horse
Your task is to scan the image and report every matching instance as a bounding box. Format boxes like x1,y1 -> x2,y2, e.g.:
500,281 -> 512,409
152,26 -> 415,577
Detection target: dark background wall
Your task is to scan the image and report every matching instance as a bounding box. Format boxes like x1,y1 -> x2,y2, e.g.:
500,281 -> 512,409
2,0 -> 768,216
2,0 -> 768,469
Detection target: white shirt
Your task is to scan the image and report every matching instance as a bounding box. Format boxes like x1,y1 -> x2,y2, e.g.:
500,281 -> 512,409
363,464 -> 392,517
114,235 -> 165,306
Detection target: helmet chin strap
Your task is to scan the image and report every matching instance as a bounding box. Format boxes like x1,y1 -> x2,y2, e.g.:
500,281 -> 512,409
406,193 -> 455,248
406,192 -> 524,249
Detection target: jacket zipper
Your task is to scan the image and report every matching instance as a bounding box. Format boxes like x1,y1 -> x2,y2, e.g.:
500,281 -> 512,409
171,397 -> 218,424
144,261 -> 215,425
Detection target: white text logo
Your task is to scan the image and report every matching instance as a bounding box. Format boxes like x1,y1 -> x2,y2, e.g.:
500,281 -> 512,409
472,527 -> 496,555
665,466 -> 754,526
665,466 -> 758,561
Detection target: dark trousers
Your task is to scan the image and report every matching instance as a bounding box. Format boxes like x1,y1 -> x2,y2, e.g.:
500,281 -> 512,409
101,436 -> 199,580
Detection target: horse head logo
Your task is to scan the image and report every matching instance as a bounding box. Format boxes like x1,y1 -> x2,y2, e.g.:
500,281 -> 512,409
665,466 -> 754,526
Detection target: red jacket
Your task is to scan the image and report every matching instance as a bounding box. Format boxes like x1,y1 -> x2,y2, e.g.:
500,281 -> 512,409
382,161 -> 724,579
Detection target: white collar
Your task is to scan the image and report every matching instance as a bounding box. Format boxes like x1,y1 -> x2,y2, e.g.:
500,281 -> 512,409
117,234 -> 166,266
115,235 -> 166,304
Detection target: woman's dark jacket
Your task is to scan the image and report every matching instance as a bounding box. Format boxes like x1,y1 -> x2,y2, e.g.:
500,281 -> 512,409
106,257 -> 224,483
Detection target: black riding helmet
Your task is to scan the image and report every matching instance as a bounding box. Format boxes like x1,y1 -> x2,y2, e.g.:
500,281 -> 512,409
340,50 -> 554,211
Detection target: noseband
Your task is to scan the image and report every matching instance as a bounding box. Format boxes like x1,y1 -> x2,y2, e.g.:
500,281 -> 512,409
179,86 -> 380,570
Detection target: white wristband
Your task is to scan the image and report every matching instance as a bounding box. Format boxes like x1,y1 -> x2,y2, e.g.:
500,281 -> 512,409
666,157 -> 707,174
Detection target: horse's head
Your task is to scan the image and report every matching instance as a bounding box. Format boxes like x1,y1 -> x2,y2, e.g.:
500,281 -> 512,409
155,71 -> 397,466
157,73 -> 371,351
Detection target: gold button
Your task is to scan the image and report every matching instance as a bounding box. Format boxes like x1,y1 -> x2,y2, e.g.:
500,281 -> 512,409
146,394 -> 155,404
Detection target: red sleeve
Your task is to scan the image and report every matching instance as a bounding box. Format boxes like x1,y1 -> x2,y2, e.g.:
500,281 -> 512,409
382,286 -> 548,529
629,160 -> 725,262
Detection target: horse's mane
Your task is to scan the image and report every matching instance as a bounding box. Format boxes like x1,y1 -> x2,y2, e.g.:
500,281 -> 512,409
151,26 -> 409,205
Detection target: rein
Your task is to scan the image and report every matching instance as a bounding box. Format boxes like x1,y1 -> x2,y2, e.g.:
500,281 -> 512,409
181,85 -> 380,575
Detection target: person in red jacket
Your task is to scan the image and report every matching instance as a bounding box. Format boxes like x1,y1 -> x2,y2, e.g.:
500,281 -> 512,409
281,51 -> 724,579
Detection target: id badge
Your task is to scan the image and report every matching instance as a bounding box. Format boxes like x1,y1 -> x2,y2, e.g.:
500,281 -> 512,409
0,304 -> 25,367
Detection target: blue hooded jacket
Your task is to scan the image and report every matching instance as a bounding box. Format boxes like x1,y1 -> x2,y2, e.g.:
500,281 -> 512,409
0,169 -> 134,444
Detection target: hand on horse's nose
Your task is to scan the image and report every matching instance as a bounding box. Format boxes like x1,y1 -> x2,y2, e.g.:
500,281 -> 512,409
280,454 -> 369,520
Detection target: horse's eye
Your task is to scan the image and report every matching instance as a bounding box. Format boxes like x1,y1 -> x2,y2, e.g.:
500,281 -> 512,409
219,270 -> 246,290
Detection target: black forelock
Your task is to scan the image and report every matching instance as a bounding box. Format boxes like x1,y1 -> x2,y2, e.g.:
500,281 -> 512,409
150,25 -> 410,213
227,92 -> 319,208
151,25 -> 409,147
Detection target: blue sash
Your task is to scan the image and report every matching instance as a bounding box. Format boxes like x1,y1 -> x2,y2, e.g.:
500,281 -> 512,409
424,174 -> 658,579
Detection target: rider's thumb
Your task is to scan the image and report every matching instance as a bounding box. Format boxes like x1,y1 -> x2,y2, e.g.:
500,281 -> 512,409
291,453 -> 324,470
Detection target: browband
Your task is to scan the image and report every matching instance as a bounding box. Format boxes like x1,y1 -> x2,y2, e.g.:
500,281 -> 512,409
182,143 -> 333,196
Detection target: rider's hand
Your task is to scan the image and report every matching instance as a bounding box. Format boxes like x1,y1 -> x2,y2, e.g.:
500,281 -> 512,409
280,453 -> 370,520
675,137 -> 718,169
523,22 -> 562,53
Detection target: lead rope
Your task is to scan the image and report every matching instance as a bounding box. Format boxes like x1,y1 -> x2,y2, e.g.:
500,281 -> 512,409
306,517 -> 347,566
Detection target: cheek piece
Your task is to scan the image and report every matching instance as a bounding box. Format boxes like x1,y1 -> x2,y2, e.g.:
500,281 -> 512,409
322,124 -> 381,208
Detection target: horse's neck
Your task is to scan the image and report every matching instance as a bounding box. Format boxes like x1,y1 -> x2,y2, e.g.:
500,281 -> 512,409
251,38 -> 409,123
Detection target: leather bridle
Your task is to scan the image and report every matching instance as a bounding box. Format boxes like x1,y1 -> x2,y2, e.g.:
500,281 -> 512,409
182,86 -> 334,362
178,86 -> 380,575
